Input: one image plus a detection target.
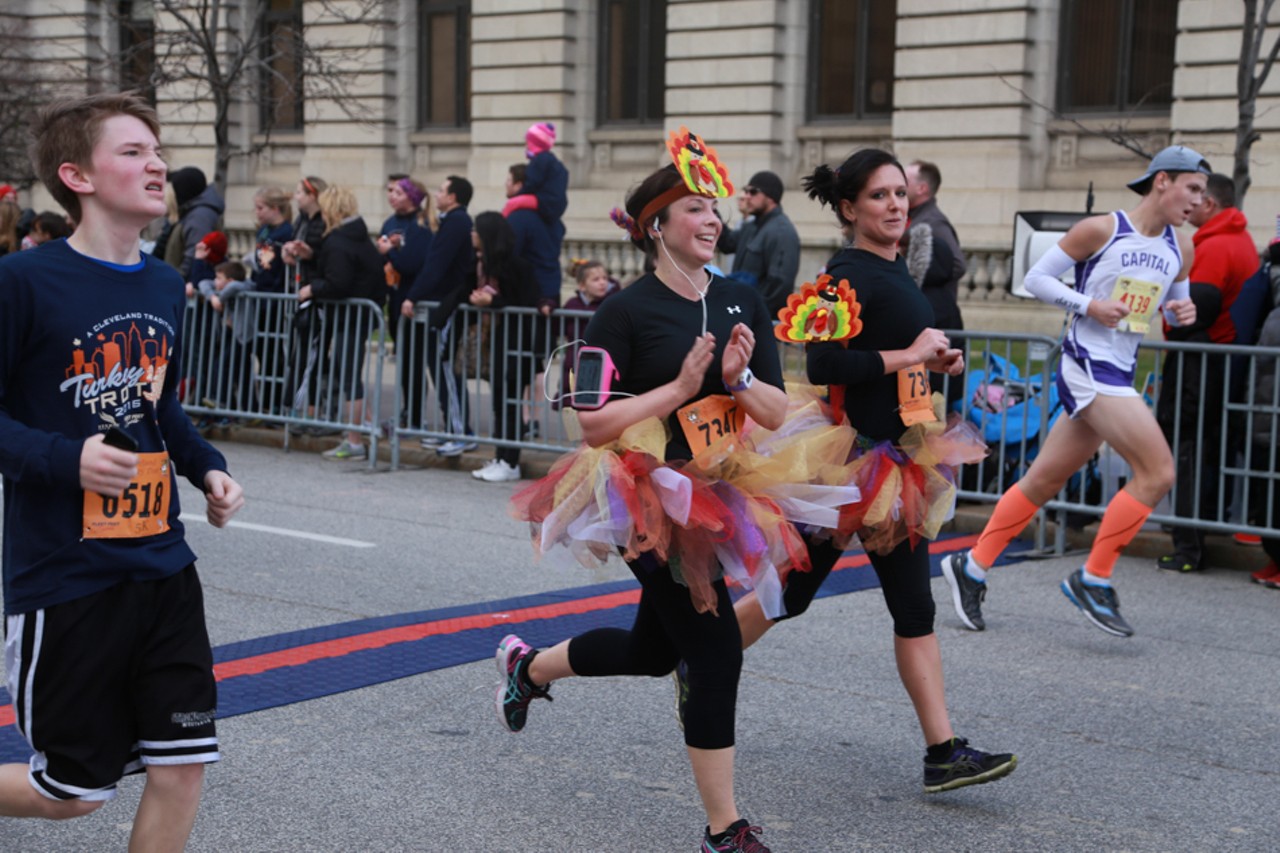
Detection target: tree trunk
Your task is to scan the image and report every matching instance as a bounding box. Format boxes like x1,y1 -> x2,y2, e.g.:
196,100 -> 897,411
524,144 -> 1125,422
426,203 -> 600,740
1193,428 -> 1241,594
213,94 -> 231,197
1237,0 -> 1261,205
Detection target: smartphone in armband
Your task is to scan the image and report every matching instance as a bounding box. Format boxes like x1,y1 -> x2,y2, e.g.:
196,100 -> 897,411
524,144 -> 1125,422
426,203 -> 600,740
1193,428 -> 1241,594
572,346 -> 619,410
103,426 -> 139,452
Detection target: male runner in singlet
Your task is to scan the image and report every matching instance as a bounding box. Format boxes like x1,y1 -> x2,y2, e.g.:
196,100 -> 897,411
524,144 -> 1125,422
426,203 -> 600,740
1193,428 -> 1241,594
942,145 -> 1205,637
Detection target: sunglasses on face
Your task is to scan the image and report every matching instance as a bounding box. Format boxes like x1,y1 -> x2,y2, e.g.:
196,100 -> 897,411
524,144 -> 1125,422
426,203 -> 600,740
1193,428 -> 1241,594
743,187 -> 761,196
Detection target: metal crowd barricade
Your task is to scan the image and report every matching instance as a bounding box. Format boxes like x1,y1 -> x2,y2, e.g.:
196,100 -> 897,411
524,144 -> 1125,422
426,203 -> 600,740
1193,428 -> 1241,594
180,290 -> 388,470
310,290 -> 1280,550
1041,338 -> 1280,544
390,303 -> 590,470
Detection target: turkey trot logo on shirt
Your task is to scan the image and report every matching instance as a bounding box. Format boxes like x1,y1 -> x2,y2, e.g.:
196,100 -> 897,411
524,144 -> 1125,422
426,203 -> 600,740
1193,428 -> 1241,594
60,312 -> 175,427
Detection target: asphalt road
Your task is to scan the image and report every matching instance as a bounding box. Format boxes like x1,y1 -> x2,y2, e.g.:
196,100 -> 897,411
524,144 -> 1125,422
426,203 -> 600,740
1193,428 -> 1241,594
2,440 -> 1277,852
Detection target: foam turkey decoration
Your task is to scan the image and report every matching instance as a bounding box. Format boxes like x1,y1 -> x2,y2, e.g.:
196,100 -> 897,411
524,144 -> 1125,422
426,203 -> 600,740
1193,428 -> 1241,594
774,274 -> 864,343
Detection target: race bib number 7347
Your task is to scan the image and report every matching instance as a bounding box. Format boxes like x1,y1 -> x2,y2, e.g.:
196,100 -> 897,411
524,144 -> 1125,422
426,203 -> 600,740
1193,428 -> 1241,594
677,394 -> 742,459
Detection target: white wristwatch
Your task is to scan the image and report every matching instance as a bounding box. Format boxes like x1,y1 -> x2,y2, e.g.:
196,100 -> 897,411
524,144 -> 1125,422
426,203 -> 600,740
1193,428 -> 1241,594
725,367 -> 754,394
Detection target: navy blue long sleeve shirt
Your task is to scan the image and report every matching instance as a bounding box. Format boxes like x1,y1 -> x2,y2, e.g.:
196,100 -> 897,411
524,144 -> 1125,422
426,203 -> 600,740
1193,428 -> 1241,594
406,207 -> 474,305
380,212 -> 432,283
0,240 -> 228,614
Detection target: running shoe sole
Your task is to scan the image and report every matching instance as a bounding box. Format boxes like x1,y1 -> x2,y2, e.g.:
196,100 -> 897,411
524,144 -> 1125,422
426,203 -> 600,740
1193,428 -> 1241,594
1060,579 -> 1131,637
923,755 -> 1018,793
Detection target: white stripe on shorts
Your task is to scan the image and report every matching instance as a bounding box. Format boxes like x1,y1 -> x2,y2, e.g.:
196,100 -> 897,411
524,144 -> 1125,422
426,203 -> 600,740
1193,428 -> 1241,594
1059,354 -> 1138,419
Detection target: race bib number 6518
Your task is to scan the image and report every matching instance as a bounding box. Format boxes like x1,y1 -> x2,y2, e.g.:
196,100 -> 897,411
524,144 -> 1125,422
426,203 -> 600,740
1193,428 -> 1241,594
83,452 -> 172,539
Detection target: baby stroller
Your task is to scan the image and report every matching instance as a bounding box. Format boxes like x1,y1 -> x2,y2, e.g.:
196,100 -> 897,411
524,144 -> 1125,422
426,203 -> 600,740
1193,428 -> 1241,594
962,352 -> 1099,521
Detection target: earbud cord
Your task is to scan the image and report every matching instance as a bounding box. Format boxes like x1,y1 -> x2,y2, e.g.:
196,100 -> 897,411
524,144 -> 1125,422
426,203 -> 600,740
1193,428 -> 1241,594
656,230 -> 711,337
541,338 -> 637,405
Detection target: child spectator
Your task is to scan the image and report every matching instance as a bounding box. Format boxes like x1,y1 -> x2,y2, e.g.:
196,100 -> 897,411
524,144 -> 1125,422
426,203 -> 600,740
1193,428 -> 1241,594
187,230 -> 228,294
555,258 -> 618,409
183,231 -> 231,411
20,211 -> 74,249
561,258 -> 617,343
502,121 -> 569,251
199,260 -> 256,413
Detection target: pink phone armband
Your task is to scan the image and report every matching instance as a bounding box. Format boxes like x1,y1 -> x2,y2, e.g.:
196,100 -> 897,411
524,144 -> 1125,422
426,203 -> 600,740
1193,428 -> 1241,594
573,346 -> 619,410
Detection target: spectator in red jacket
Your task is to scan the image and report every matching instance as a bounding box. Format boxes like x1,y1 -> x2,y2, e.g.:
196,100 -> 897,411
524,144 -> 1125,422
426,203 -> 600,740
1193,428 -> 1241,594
1156,173 -> 1260,573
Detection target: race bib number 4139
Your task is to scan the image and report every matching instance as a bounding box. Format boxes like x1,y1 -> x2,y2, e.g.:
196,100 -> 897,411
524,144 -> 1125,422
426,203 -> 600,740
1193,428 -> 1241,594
1110,275 -> 1162,334
83,452 -> 172,539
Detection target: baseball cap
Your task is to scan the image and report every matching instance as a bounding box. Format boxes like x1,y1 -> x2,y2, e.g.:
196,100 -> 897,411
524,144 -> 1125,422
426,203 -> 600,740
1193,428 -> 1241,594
1126,145 -> 1212,194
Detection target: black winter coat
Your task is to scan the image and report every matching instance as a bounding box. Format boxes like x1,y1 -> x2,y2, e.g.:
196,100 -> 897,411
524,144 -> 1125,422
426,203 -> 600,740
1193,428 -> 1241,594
310,217 -> 386,306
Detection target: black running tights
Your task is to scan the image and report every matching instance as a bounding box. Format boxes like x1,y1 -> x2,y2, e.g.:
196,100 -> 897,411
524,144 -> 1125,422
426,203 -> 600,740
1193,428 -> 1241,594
567,553 -> 742,750
776,534 -> 937,638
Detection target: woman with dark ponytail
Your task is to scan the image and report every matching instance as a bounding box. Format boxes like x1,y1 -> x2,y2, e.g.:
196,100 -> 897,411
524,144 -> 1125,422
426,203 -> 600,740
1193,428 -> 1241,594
728,148 -> 1019,794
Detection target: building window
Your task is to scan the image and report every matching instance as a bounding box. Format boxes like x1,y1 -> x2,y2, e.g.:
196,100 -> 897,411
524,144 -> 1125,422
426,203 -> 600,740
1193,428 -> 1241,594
598,0 -> 666,125
1058,0 -> 1176,113
260,0 -> 304,131
418,0 -> 470,128
118,0 -> 156,104
809,0 -> 896,120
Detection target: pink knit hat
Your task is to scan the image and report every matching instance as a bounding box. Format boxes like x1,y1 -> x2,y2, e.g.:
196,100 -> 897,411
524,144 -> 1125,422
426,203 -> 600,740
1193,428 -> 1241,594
526,122 -> 556,157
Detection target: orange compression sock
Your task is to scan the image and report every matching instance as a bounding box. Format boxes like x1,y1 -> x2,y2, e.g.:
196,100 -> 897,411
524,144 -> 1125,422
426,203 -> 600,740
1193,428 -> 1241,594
1084,488 -> 1155,579
971,483 -> 1040,569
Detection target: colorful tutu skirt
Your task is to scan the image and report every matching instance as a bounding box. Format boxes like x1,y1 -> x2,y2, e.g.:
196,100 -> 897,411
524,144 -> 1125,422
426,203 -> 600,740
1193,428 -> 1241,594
834,394 -> 989,555
509,388 -> 861,618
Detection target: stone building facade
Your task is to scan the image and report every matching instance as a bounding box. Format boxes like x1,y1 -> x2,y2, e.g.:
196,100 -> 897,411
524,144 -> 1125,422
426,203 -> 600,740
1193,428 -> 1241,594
4,0 -> 1276,331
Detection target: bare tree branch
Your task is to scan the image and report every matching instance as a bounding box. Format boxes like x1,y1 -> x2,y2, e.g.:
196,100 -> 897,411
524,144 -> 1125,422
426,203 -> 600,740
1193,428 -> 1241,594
54,0 -> 392,194
0,15 -> 56,186
998,75 -> 1156,159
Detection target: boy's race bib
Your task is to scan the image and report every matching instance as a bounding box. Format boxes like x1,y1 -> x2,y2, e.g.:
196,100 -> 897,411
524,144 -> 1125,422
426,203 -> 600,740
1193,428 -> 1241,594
83,452 -> 172,539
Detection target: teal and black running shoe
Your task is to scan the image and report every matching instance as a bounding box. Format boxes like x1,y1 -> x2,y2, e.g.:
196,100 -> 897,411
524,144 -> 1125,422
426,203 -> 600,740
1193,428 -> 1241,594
495,634 -> 552,733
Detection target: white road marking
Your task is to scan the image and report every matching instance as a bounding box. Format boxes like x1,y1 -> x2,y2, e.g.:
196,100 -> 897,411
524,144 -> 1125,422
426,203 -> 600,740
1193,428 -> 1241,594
179,514 -> 376,548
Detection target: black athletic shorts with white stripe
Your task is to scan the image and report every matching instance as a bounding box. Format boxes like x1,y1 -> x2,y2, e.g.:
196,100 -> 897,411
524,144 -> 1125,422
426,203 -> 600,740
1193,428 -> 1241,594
3,564 -> 219,802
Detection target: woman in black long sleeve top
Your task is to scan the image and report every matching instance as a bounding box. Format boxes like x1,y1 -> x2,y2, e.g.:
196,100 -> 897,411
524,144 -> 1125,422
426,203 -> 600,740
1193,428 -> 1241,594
734,148 -> 1019,795
298,186 -> 385,460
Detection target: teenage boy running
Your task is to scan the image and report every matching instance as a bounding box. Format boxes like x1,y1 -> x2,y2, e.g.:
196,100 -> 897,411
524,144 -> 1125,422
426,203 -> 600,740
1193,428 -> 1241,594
0,93 -> 244,849
943,146 -> 1203,637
